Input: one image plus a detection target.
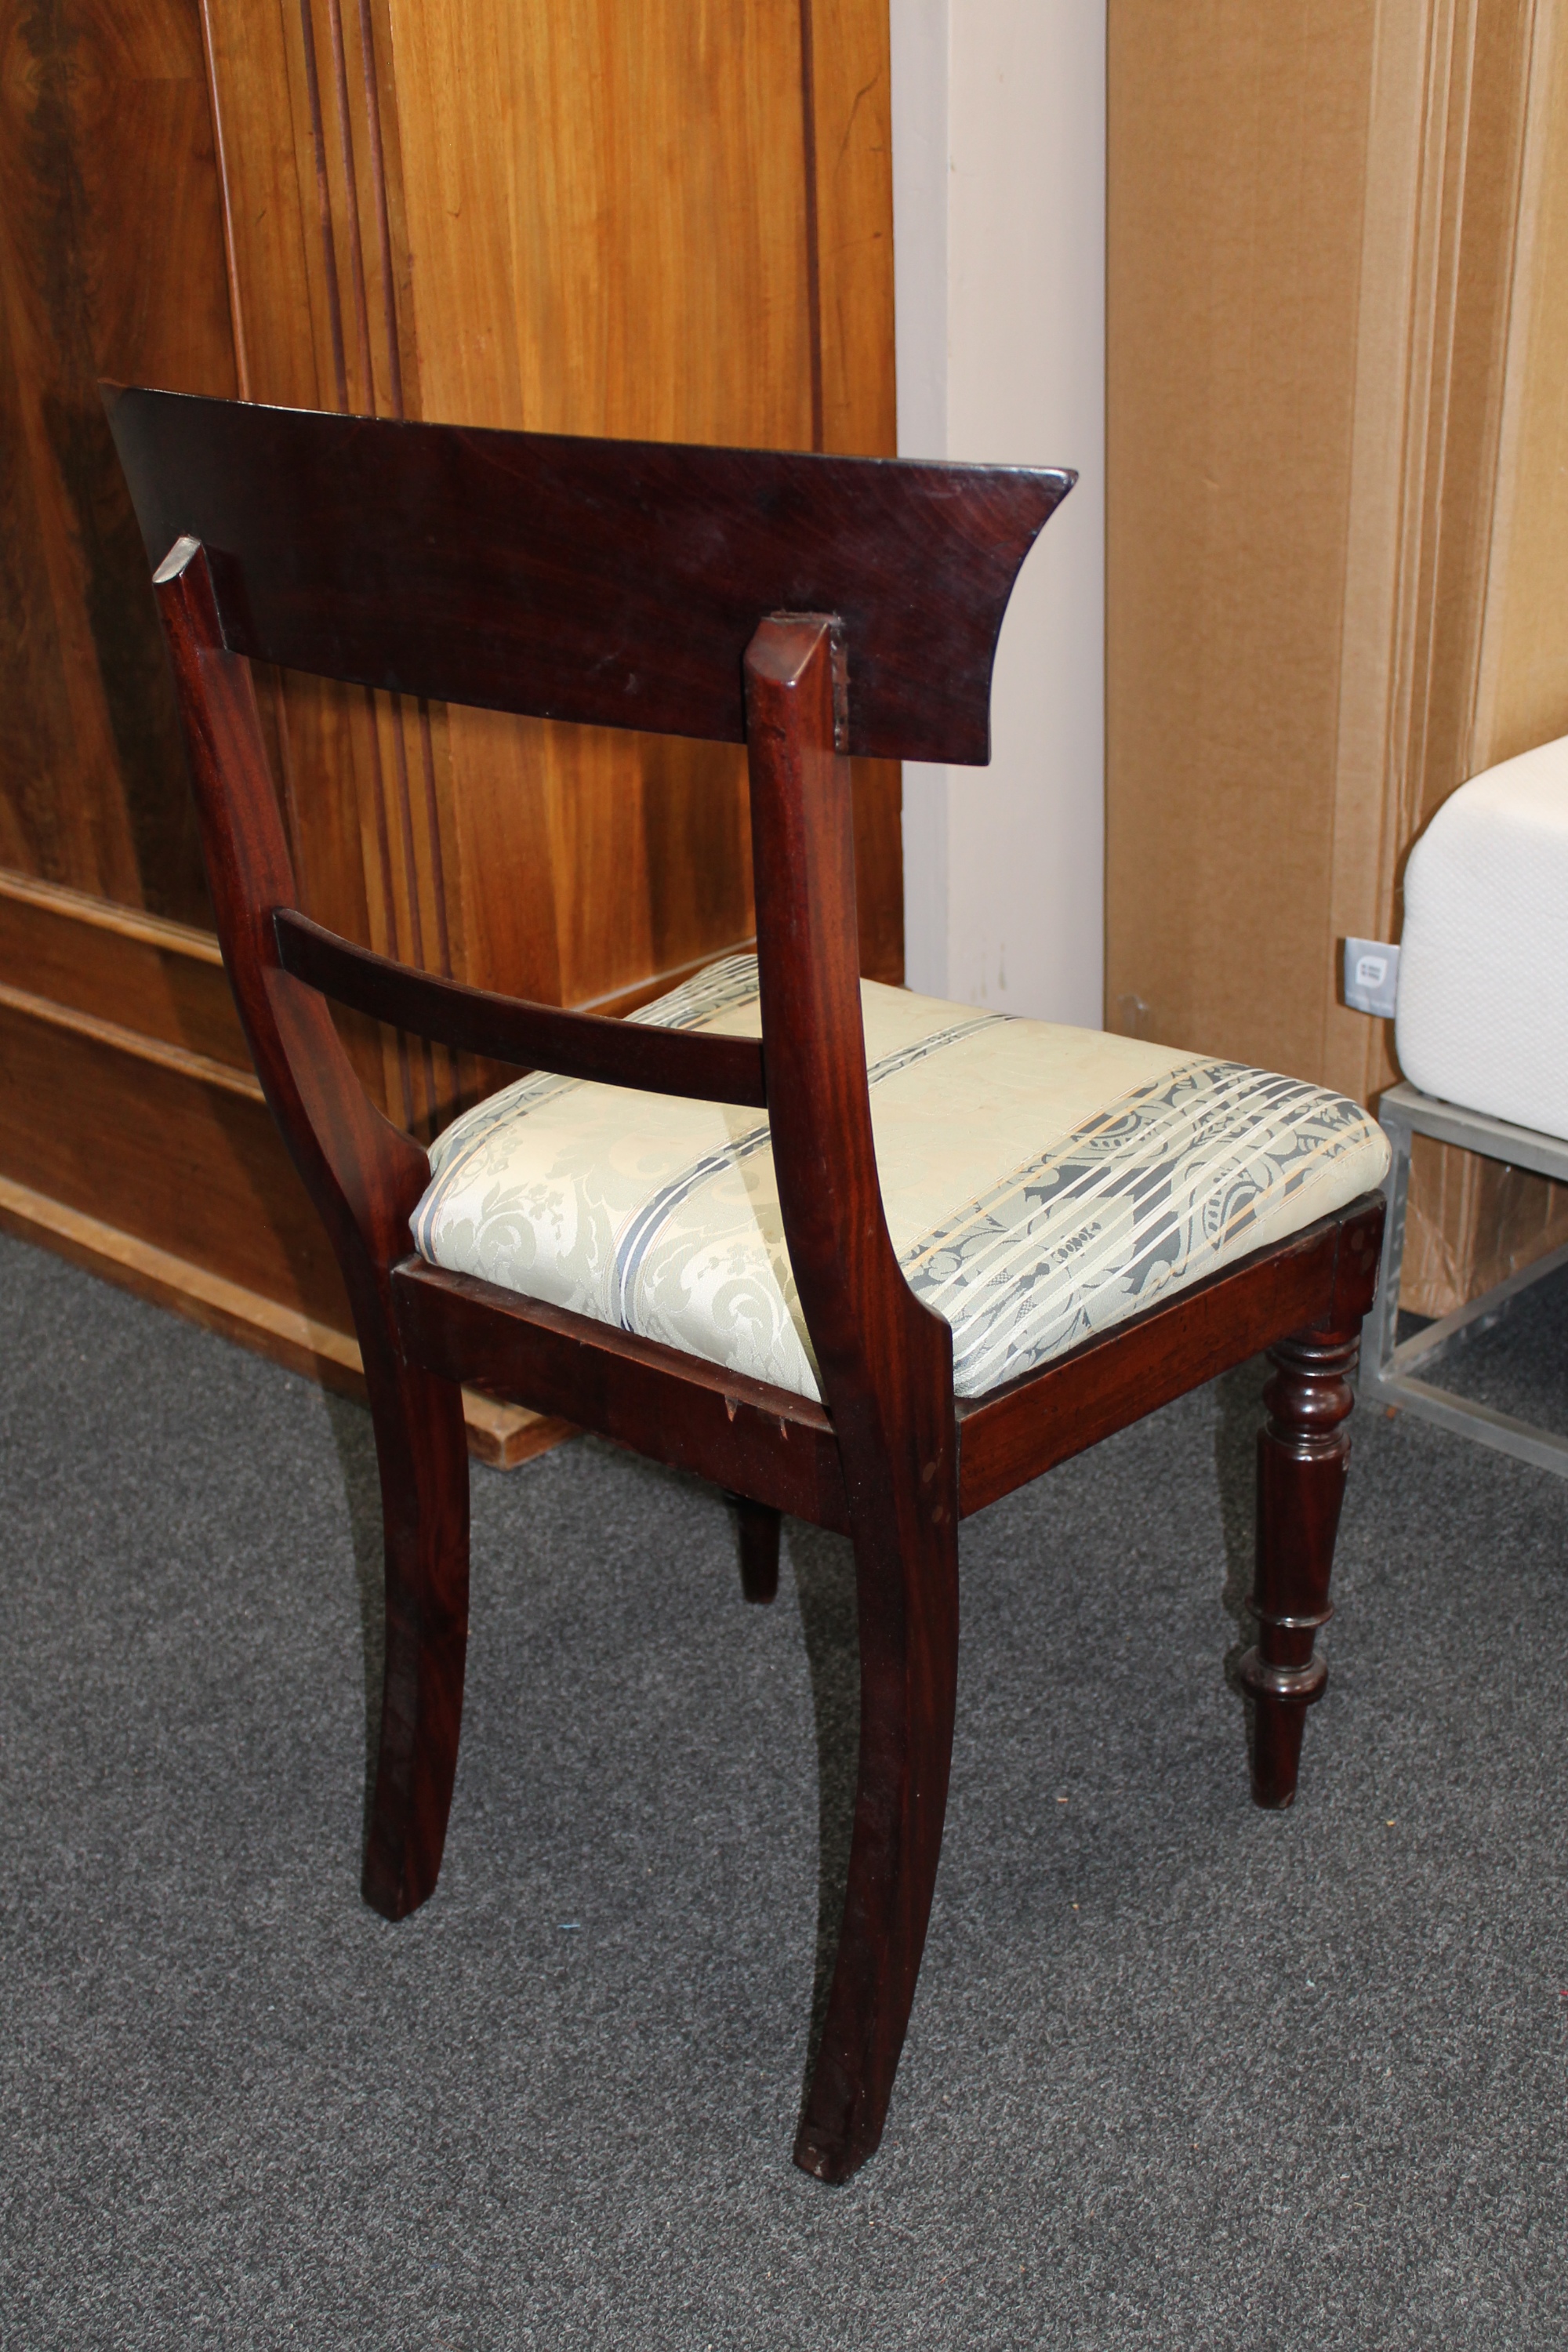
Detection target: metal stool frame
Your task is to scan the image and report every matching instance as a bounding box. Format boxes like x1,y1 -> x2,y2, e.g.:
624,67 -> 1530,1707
1364,1080 -> 1568,1476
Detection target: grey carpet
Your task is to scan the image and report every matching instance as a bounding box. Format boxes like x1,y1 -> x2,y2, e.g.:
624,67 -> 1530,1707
1399,1257 -> 1568,1434
1,1227 -> 1563,2350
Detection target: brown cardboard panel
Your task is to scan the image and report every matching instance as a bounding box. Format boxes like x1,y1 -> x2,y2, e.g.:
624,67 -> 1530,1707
1108,1 -> 1563,1317
1107,2 -> 1377,1081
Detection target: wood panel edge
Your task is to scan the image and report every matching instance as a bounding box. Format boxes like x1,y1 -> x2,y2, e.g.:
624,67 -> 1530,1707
0,977 -> 265,1103
0,865 -> 226,964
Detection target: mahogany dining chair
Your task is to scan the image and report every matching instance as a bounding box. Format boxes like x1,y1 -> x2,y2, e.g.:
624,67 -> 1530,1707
106,386 -> 1388,2183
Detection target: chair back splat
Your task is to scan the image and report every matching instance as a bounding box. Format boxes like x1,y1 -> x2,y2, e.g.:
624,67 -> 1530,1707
106,385 -> 1069,761
108,383 -> 1069,1113
107,383 -> 1387,2189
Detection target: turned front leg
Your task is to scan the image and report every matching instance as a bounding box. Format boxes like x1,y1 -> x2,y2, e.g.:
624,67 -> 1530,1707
1239,1325 -> 1359,1809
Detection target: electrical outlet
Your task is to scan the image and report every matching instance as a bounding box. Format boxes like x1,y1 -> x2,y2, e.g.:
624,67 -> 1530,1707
1342,938 -> 1400,1018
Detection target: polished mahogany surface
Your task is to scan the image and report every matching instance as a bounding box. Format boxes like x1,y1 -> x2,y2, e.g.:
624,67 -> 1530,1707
107,385 -> 1071,765
273,908 -> 768,1107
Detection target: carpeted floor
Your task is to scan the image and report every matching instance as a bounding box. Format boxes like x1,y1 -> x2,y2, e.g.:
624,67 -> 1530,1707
1,1227 -> 1563,2349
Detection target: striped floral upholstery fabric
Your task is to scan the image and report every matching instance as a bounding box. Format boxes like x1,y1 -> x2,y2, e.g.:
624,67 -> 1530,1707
412,956 -> 1391,1403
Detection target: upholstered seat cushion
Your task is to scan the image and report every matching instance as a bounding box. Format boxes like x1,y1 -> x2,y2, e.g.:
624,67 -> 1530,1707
1396,734 -> 1568,1141
412,956 -> 1390,1403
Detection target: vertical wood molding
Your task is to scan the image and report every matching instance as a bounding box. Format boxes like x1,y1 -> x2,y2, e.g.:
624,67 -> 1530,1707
802,0 -> 901,975
797,0 -> 826,453
319,0 -> 378,400
200,0 -> 463,1130
294,0 -> 352,405
355,0 -> 407,419
197,0 -> 253,399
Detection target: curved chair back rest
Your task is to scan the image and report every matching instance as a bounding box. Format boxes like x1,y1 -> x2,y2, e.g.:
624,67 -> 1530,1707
102,385 -> 1076,1438
104,386 -> 1071,766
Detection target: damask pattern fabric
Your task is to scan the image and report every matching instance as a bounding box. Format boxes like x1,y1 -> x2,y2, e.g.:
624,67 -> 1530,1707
412,957 -> 1390,1403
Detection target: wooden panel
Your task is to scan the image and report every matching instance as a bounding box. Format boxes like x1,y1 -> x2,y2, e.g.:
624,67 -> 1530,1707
382,0 -> 812,445
198,0 -> 902,1024
2,0 -> 902,1439
0,866 -> 247,1065
0,1167 -> 571,1468
806,0 -> 897,463
0,877 -> 566,1463
198,0 -> 456,1135
0,981 -> 350,1318
0,0 -> 235,918
378,0 -> 808,1015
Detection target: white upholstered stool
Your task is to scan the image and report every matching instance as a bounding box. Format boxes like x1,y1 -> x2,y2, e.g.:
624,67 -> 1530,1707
414,953 -> 1389,1403
1363,735 -> 1568,1473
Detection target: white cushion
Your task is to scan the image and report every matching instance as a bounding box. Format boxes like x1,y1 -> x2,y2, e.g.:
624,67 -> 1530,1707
412,956 -> 1390,1403
1396,736 -> 1568,1140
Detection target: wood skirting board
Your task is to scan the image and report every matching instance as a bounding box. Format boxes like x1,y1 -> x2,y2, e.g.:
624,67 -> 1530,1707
0,868 -> 570,1470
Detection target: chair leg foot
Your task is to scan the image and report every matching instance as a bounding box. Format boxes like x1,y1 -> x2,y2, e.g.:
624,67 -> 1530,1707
1238,1324 -> 1358,1809
793,1491 -> 959,2183
724,1492 -> 781,1605
358,1327 -> 472,1922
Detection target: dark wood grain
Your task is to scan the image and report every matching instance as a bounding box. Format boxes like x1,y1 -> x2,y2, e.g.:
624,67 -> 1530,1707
131,392 -> 1390,2186
104,386 -> 1072,765
274,906 -> 767,1104
0,872 -> 249,1069
955,1196 -> 1386,1519
154,535 -> 470,1923
394,1259 -> 850,1534
0,0 -> 234,920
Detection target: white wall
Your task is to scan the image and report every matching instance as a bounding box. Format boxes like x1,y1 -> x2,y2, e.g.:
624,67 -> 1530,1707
891,0 -> 1105,1025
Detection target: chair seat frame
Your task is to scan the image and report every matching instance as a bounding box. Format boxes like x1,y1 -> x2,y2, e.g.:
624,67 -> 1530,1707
119,390 -> 1385,2185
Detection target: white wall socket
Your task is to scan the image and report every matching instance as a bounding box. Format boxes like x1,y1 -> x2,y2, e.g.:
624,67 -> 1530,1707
1342,938 -> 1401,1019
